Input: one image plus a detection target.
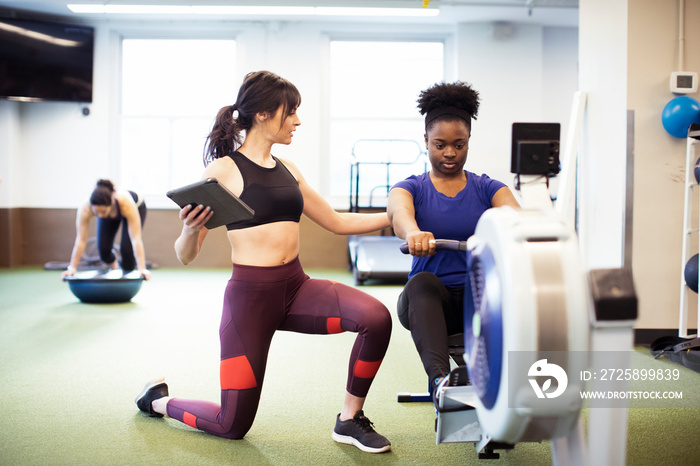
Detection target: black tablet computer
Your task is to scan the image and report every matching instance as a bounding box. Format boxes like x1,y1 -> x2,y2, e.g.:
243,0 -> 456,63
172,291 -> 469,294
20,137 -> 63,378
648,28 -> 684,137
166,178 -> 254,229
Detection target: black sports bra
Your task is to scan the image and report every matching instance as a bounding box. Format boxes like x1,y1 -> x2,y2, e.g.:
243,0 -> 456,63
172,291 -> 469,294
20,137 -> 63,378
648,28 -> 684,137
226,151 -> 304,230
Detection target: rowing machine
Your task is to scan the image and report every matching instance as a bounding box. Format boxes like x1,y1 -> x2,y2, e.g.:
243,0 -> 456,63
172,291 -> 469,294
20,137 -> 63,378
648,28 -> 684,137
430,124 -> 637,464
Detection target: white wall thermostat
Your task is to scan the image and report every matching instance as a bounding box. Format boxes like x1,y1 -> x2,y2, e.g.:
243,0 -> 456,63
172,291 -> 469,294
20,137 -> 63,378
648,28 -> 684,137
670,71 -> 698,94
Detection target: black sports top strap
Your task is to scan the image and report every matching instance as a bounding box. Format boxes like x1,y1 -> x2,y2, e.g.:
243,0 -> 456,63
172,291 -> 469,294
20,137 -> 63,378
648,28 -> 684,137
128,190 -> 143,207
114,191 -> 140,218
226,151 -> 304,230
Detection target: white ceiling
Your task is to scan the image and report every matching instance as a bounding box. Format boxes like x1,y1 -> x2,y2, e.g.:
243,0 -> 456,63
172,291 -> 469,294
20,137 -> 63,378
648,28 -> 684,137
0,0 -> 579,27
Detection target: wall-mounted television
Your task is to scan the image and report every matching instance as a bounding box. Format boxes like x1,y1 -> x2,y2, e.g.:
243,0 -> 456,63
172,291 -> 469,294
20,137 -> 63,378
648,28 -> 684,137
0,15 -> 94,103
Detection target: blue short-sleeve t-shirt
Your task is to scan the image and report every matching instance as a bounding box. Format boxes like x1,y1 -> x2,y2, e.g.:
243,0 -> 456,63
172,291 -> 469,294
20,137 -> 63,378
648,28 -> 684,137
392,171 -> 505,287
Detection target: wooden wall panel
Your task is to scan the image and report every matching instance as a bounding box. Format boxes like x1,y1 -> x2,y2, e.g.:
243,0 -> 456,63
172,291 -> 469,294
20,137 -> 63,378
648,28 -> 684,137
0,207 -> 355,270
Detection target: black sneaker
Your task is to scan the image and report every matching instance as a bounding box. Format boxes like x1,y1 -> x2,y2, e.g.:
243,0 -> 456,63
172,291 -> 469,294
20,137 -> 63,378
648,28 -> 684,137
135,377 -> 169,417
332,410 -> 391,453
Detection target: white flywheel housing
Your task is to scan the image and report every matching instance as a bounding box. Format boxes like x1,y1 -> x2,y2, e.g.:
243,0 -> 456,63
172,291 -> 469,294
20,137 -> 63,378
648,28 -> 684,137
464,206 -> 591,444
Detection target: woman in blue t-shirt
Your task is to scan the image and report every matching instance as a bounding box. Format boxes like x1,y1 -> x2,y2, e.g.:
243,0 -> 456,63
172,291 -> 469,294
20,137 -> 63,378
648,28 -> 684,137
387,81 -> 519,405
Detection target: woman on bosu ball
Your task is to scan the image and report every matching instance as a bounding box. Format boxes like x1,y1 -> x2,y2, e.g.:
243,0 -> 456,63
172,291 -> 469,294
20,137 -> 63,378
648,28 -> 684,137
135,71 -> 393,453
388,81 -> 519,409
62,179 -> 150,280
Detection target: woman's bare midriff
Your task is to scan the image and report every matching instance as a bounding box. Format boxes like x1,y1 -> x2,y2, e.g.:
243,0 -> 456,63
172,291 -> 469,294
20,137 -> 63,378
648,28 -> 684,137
227,221 -> 300,266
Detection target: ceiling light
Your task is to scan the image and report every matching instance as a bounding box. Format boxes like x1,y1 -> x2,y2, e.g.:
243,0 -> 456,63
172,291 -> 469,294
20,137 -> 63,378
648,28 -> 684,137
315,7 -> 438,17
192,6 -> 316,15
67,4 -> 439,17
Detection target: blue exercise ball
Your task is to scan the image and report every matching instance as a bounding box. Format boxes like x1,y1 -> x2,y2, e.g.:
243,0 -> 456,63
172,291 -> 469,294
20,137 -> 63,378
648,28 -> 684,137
684,254 -> 699,293
662,96 -> 700,139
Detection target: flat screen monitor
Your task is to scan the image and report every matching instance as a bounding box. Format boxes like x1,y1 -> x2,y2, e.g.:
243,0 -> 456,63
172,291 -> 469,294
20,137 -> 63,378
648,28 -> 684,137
0,15 -> 94,103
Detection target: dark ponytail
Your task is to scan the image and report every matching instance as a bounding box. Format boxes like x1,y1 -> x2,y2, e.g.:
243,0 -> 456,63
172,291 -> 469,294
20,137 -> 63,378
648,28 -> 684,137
203,105 -> 242,166
203,70 -> 301,166
90,179 -> 115,206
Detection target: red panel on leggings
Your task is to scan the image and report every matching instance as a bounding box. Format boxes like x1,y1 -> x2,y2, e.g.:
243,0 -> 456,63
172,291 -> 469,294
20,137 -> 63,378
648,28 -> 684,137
220,355 -> 257,389
326,317 -> 344,334
353,359 -> 382,378
183,412 -> 197,429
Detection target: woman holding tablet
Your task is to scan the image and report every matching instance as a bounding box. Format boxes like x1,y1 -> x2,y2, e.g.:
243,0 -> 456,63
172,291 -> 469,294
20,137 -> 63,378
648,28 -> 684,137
135,71 -> 392,453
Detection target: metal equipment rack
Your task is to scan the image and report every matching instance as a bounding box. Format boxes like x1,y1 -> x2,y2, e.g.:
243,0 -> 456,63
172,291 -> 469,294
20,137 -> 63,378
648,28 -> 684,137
679,123 -> 700,338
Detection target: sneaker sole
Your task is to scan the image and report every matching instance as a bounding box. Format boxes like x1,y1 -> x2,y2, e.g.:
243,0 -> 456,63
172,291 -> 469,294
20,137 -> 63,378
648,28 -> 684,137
135,377 -> 167,416
134,377 -> 166,404
332,432 -> 391,454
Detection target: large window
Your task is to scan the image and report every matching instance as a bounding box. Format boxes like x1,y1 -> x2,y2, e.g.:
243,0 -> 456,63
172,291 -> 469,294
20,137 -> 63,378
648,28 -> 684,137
120,39 -> 236,206
329,40 -> 443,208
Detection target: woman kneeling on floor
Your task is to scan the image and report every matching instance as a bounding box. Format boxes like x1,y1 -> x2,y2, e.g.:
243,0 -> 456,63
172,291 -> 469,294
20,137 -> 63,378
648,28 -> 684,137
135,71 -> 393,454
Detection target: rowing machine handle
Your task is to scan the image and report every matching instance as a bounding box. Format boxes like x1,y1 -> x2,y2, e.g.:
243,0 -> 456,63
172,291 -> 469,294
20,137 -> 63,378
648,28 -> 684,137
399,239 -> 467,254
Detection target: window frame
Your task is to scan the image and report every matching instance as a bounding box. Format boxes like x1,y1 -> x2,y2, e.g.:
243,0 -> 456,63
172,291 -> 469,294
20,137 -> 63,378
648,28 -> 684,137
320,32 -> 455,209
112,28 -> 241,209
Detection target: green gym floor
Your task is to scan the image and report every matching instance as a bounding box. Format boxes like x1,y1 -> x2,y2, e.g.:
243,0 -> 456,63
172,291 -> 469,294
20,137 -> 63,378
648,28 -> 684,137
1,267 -> 699,465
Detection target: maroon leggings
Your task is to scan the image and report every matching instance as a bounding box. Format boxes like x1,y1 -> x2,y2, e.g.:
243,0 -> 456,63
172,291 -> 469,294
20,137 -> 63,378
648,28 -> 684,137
166,257 -> 392,439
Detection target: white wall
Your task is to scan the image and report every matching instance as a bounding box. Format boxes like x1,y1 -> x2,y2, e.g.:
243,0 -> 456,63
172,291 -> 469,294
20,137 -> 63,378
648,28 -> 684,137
456,23 -> 578,191
543,27 -> 580,144
628,0 -> 700,330
0,101 -> 19,208
578,0 -> 629,270
0,18 -> 577,210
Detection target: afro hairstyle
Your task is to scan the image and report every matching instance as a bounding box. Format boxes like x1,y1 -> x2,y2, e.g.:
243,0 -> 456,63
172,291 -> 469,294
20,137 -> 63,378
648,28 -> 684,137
417,81 -> 480,131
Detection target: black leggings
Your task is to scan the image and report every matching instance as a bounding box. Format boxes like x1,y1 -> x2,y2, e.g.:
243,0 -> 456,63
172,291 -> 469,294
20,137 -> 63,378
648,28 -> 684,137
397,272 -> 464,389
95,196 -> 146,271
